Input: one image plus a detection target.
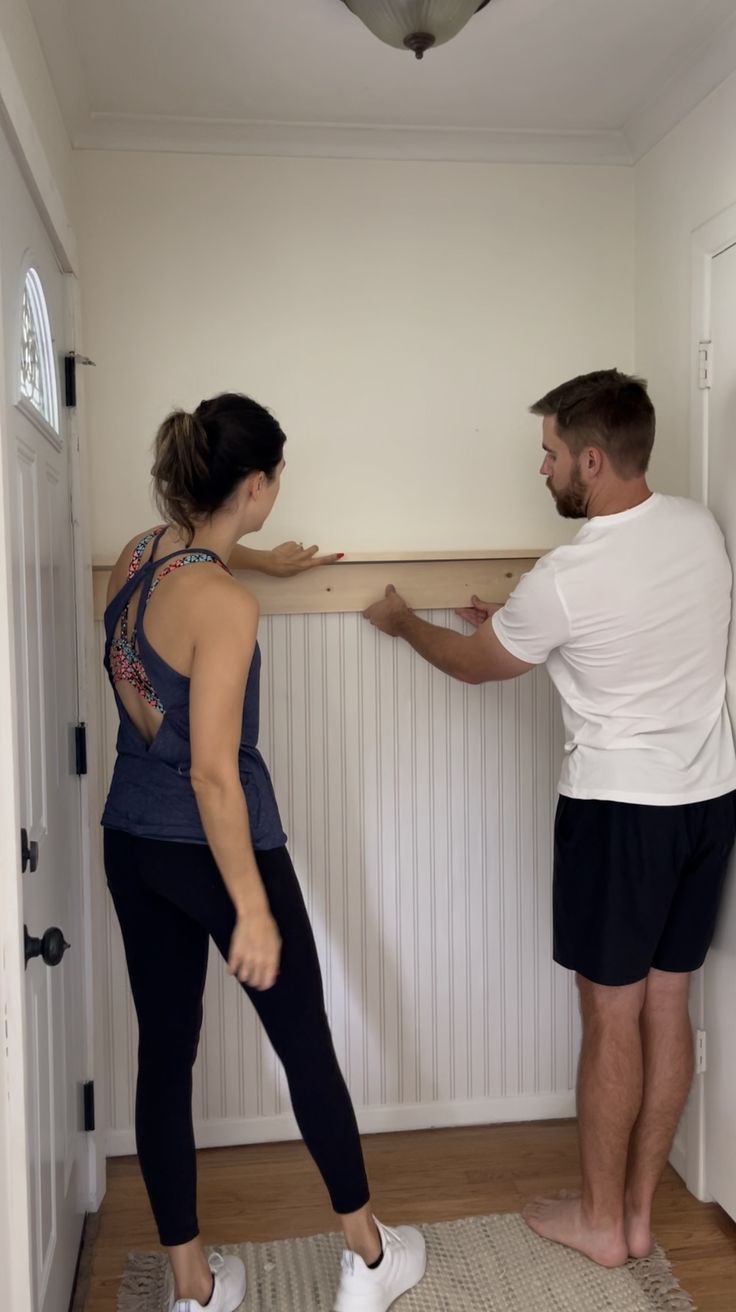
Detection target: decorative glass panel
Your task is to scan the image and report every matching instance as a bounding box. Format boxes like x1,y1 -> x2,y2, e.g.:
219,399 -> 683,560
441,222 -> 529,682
19,267 -> 59,433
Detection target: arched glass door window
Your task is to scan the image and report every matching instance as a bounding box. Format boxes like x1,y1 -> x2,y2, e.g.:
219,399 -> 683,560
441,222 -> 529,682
19,266 -> 59,434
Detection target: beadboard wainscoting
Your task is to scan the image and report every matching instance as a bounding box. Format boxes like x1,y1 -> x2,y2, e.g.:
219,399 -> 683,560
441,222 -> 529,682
95,608 -> 578,1155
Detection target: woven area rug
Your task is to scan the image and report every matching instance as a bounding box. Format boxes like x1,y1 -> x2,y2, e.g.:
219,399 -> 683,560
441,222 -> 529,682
117,1214 -> 695,1311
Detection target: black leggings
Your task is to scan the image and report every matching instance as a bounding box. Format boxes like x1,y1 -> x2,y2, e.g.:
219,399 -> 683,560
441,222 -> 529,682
104,829 -> 370,1246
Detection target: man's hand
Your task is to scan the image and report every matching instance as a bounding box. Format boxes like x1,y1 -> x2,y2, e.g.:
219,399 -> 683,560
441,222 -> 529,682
363,584 -> 412,637
365,585 -> 531,683
268,541 -> 344,576
455,595 -> 499,629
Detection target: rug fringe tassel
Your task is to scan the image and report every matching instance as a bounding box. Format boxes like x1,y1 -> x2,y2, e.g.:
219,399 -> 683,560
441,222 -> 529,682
117,1251 -> 169,1312
631,1246 -> 696,1312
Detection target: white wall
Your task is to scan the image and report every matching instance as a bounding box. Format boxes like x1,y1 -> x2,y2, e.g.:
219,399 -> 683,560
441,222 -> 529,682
73,152 -> 629,1148
74,152 -> 635,559
75,98 -> 736,1158
635,69 -> 736,498
0,0 -> 73,218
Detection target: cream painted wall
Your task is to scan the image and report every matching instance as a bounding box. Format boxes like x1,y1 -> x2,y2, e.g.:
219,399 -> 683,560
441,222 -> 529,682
0,0 -> 73,216
635,70 -> 736,498
74,152 -> 634,559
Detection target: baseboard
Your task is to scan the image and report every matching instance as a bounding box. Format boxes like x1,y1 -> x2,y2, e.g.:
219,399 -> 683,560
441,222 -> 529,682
106,1091 -> 576,1157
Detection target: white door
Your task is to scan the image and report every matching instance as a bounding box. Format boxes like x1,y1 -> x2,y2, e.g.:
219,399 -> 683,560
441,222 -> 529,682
0,127 -> 86,1310
704,238 -> 736,1222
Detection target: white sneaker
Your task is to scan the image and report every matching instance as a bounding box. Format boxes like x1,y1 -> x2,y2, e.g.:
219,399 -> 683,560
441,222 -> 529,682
171,1251 -> 246,1312
333,1218 -> 426,1311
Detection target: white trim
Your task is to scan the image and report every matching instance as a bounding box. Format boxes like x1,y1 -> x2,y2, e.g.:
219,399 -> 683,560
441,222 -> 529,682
683,199 -> 736,1204
681,969 -> 709,1202
0,29 -> 77,274
0,44 -> 96,1312
73,115 -> 632,166
624,22 -> 736,163
690,201 -> 736,505
65,273 -> 106,1212
106,1091 -> 577,1157
10,0 -> 92,155
31,7 -> 736,168
0,157 -> 36,1312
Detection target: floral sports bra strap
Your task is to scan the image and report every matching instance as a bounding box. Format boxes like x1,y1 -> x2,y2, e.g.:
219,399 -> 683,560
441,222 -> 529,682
127,526 -> 166,581
145,551 -> 230,602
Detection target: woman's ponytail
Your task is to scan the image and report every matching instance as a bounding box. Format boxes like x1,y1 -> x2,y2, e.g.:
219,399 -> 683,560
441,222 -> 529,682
151,393 -> 286,542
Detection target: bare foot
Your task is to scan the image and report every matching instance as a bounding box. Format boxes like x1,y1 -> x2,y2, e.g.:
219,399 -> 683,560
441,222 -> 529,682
625,1210 -> 653,1260
522,1194 -> 629,1268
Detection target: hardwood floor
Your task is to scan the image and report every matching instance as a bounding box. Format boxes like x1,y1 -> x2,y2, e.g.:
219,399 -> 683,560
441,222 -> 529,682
81,1120 -> 736,1311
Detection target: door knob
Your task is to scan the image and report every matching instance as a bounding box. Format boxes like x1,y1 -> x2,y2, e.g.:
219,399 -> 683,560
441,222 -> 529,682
24,926 -> 69,969
20,828 -> 38,873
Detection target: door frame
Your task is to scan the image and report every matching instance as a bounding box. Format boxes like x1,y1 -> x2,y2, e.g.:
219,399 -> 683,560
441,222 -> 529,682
683,198 -> 736,1203
0,25 -> 101,1312
690,200 -> 736,506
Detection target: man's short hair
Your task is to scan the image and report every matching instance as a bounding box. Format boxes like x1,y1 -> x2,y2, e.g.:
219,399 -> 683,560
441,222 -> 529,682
530,369 -> 655,477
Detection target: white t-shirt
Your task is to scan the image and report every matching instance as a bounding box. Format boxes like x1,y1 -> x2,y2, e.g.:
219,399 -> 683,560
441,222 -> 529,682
492,493 -> 736,805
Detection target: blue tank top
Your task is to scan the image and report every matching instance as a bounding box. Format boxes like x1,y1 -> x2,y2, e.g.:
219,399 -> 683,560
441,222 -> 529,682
101,531 -> 286,849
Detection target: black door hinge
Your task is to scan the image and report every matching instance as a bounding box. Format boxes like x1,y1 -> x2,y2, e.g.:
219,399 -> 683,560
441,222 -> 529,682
75,723 -> 87,775
83,1080 -> 95,1132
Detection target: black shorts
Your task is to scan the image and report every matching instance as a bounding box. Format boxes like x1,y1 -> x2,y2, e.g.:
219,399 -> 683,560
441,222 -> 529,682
553,791 -> 736,987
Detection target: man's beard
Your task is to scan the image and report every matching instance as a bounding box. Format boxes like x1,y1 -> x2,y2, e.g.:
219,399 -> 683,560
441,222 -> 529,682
548,465 -> 588,519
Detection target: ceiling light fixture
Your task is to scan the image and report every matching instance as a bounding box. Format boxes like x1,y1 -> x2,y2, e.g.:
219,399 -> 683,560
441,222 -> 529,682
341,1 -> 492,60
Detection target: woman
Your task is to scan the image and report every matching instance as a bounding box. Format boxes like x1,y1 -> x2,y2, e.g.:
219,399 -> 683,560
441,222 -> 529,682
102,392 -> 426,1312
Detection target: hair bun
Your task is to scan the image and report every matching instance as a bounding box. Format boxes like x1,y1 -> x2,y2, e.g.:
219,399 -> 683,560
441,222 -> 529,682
150,392 -> 286,544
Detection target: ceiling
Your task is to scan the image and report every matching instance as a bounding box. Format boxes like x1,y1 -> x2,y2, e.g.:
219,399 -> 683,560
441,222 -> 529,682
28,0 -> 736,163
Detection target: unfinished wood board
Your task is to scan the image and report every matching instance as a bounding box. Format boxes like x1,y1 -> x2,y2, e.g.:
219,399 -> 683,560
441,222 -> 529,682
92,554 -> 541,620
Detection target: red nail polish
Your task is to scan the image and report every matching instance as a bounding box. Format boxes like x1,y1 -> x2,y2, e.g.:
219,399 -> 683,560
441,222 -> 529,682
336,553 -> 345,560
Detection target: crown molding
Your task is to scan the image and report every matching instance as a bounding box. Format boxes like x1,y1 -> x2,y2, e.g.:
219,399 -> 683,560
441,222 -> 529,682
0,27 -> 77,270
623,12 -> 736,161
27,0 -> 736,170
72,114 -> 632,166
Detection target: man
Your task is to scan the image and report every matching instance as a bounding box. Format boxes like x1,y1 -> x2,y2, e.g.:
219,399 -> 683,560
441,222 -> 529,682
364,369 -> 736,1268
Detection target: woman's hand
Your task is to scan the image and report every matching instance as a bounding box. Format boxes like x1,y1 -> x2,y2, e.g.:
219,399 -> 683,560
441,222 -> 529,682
228,541 -> 344,577
228,903 -> 282,991
267,541 -> 344,576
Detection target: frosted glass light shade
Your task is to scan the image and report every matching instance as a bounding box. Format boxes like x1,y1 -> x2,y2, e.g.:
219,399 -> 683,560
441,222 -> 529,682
342,1 -> 491,58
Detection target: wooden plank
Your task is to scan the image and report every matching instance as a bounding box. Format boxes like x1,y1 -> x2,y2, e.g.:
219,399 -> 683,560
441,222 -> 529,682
79,1123 -> 736,1312
92,554 -> 542,621
297,549 -> 547,563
